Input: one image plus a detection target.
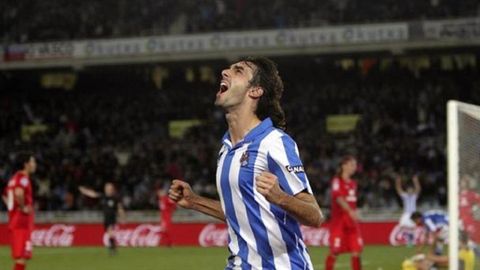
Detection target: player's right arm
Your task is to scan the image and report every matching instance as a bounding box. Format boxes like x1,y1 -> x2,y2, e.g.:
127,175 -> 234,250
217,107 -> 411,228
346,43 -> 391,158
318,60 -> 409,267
336,197 -> 358,221
168,180 -> 225,221
395,175 -> 405,195
78,186 -> 101,198
412,175 -> 421,195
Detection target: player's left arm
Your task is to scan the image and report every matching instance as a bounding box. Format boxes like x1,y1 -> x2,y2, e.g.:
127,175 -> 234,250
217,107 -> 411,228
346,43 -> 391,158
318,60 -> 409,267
256,172 -> 324,227
260,136 -> 324,227
412,175 -> 421,195
117,203 -> 126,223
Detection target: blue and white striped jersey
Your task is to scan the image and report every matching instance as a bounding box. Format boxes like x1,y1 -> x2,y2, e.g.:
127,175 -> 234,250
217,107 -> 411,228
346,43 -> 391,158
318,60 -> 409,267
216,118 -> 314,270
423,210 -> 449,232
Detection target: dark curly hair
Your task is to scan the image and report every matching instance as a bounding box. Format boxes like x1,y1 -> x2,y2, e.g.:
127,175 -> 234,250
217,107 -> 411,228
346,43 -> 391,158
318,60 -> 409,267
240,56 -> 286,130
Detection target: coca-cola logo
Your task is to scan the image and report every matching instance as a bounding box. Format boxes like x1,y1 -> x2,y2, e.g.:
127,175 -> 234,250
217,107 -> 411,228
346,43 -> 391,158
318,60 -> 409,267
105,224 -> 161,247
300,226 -> 329,246
389,224 -> 425,246
32,224 -> 75,247
198,224 -> 330,247
199,224 -> 228,247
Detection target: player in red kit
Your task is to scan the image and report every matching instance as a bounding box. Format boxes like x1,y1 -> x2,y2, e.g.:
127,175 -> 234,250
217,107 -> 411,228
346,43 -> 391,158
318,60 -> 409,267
325,155 -> 363,270
158,186 -> 176,246
3,152 -> 37,270
459,175 -> 480,244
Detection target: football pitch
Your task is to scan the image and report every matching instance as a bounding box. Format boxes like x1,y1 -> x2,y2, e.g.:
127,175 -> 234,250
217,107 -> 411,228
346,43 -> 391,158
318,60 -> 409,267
0,245 -> 414,270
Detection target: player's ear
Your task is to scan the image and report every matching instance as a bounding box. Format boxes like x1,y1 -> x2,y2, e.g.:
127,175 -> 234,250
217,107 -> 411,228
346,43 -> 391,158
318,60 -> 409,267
248,86 -> 263,99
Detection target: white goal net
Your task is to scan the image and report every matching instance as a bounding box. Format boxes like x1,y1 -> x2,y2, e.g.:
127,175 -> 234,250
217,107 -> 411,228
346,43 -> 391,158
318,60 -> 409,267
448,100 -> 480,270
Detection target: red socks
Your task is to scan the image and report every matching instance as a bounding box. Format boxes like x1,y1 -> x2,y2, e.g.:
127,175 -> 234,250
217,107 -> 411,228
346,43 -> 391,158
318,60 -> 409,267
14,263 -> 25,270
352,255 -> 361,270
325,254 -> 336,270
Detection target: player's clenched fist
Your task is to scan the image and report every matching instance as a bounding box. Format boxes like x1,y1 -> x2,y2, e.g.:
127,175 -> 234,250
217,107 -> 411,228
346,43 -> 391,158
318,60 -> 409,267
255,171 -> 288,204
168,179 -> 197,209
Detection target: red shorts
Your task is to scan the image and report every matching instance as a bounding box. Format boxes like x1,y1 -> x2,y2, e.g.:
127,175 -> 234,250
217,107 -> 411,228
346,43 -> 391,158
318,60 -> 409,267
329,222 -> 363,254
10,229 -> 33,259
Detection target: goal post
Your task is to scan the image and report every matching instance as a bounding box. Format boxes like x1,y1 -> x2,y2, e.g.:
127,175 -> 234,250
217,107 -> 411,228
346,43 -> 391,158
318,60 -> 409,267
447,100 -> 480,270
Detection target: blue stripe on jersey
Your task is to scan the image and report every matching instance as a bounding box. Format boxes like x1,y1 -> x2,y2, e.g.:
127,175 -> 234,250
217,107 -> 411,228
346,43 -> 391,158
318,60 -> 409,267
238,143 -> 274,269
220,151 -> 250,270
268,154 -> 308,270
423,211 -> 448,232
280,135 -> 308,187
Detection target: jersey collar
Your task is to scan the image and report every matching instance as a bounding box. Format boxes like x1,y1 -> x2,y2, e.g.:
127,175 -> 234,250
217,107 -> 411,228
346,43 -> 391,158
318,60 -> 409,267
222,117 -> 273,149
15,171 -> 27,178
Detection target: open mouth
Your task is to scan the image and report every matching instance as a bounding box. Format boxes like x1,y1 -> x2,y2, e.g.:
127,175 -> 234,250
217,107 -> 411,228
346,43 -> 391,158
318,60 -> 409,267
219,81 -> 229,93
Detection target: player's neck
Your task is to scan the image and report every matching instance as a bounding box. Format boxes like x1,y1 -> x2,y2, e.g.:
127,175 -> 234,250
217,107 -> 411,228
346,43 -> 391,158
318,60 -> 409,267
19,169 -> 29,176
225,109 -> 261,146
341,173 -> 351,181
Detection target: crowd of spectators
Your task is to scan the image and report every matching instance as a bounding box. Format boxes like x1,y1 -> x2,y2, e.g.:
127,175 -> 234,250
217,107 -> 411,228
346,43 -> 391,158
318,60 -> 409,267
0,54 -> 479,213
2,0 -> 479,43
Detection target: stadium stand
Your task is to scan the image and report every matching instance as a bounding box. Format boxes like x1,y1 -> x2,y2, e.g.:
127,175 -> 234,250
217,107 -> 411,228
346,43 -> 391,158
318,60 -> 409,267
2,0 -> 479,43
1,55 -> 478,211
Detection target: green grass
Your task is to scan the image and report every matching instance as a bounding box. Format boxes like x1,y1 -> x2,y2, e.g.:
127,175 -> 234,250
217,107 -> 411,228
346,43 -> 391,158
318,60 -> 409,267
0,245 -> 414,270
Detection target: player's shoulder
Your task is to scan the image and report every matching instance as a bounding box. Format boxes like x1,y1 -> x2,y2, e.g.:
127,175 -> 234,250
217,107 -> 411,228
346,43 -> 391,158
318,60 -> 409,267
331,177 -> 343,189
263,128 -> 298,148
9,172 -> 30,187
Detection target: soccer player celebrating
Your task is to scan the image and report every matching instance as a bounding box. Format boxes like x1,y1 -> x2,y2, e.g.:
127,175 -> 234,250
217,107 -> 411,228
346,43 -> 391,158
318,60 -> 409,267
157,185 -> 176,246
169,57 -> 324,269
395,173 -> 421,245
3,152 -> 37,270
79,182 -> 125,255
325,155 -> 363,270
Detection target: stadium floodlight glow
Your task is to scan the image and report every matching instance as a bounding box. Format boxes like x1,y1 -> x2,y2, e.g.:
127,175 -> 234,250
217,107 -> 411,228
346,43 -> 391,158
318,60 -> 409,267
447,100 -> 480,270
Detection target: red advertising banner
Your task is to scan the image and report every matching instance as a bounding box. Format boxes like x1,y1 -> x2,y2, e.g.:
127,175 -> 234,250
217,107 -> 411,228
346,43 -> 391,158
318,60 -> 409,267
0,222 -> 422,247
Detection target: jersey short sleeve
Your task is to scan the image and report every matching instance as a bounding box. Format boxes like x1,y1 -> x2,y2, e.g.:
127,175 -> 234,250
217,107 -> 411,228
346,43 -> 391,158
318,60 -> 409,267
331,177 -> 347,200
267,133 -> 312,196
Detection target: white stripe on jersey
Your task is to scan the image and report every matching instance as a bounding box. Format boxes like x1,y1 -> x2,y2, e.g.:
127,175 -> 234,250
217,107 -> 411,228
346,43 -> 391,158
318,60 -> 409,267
400,193 -> 418,213
229,144 -> 262,268
255,131 -> 291,269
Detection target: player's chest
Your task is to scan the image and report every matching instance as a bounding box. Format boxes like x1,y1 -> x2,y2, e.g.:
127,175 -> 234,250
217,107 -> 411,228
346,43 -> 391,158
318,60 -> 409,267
343,185 -> 357,202
104,199 -> 116,208
216,143 -> 268,187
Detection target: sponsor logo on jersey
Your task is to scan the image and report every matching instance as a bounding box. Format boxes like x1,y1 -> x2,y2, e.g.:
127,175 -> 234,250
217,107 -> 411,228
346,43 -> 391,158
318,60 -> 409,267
285,165 -> 304,173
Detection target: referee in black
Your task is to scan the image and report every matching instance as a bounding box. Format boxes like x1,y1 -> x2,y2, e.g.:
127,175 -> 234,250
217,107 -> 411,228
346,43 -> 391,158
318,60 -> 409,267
79,182 -> 125,255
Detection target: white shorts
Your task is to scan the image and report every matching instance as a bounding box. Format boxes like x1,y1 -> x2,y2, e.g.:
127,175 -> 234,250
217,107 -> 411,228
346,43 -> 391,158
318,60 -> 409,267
399,212 -> 415,228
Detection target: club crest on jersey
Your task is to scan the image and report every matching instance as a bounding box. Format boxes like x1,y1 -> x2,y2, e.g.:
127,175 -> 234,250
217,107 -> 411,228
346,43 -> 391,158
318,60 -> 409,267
240,151 -> 249,166
285,165 -> 304,173
20,177 -> 29,187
